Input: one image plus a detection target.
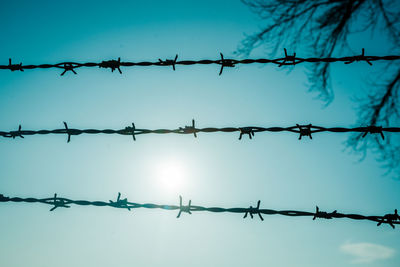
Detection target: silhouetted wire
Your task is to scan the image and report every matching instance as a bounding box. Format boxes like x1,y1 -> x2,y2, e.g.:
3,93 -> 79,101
0,193 -> 398,228
2,49 -> 399,75
1,120 -> 398,142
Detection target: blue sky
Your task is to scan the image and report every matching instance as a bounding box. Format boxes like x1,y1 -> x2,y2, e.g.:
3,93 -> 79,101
0,1 -> 399,267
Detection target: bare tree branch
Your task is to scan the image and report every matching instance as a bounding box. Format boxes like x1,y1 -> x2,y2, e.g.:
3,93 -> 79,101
239,0 -> 400,175
347,67 -> 400,174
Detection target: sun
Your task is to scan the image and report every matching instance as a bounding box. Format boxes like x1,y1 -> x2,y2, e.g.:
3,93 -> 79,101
155,158 -> 186,193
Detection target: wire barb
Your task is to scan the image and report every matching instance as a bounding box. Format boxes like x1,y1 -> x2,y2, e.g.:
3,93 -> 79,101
345,48 -> 372,65
313,206 -> 337,220
243,200 -> 264,221
158,54 -> 178,71
63,122 -> 72,143
239,127 -> 255,140
218,53 -> 235,75
8,58 -> 23,72
377,209 -> 399,229
0,194 -> 9,201
125,123 -> 137,141
362,125 -> 384,140
4,125 -> 24,139
99,57 -> 122,74
60,63 -> 77,76
177,195 -> 192,218
109,192 -> 131,211
279,48 -> 296,67
297,124 -> 312,140
49,193 -> 70,211
179,119 -> 197,138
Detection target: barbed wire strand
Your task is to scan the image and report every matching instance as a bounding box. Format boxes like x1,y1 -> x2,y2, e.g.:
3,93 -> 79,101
1,49 -> 399,76
1,120 -> 398,142
0,193 -> 398,228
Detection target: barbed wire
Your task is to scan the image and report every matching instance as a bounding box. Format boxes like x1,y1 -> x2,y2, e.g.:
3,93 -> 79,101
0,193 -> 398,228
1,120 -> 399,142
1,49 -> 399,76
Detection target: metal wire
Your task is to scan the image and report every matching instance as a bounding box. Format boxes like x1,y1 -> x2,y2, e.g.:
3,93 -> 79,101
1,49 -> 399,75
1,120 -> 398,142
0,193 -> 398,228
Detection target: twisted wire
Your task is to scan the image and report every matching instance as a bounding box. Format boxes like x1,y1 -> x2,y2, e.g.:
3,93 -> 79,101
0,121 -> 398,142
0,193 -> 398,228
2,49 -> 399,75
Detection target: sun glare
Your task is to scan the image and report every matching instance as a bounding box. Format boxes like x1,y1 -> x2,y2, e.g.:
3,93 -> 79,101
155,159 -> 186,193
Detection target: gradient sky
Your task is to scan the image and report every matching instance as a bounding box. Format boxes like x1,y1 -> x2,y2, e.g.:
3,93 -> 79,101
0,1 -> 399,267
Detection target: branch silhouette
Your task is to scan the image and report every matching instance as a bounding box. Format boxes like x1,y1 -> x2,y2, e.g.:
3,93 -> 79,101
238,0 -> 400,175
